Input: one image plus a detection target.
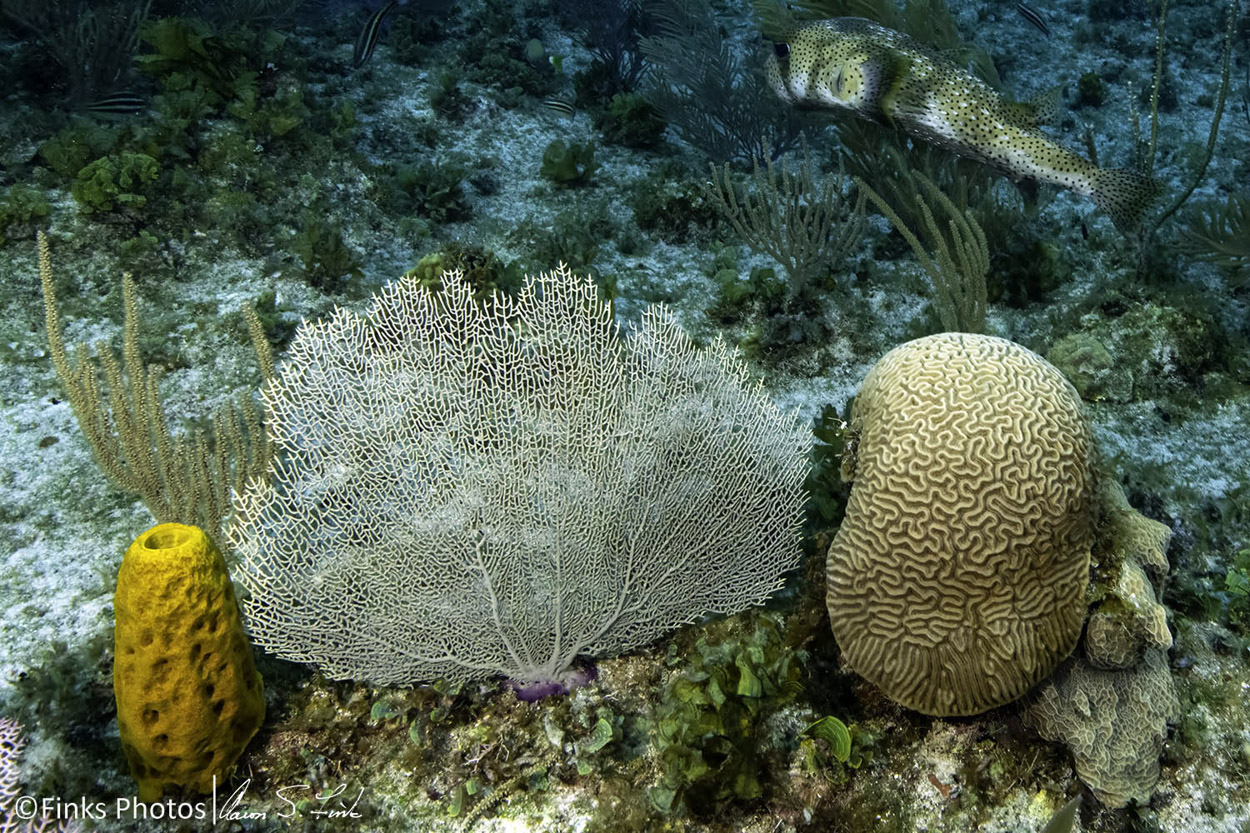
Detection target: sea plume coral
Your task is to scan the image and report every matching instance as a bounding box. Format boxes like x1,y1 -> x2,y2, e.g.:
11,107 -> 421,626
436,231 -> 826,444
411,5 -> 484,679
1,718 -> 81,832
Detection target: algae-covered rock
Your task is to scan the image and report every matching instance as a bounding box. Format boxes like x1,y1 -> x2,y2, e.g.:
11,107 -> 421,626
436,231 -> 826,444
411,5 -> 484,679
1046,333 -> 1133,403
1084,561 -> 1172,669
1084,481 -> 1173,670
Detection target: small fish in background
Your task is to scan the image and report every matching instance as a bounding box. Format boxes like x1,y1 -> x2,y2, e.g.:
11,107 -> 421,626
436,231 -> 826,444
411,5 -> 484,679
525,37 -> 547,67
1016,2 -> 1052,38
766,18 -> 1158,233
524,38 -> 566,74
354,0 -> 399,68
542,98 -> 577,118
84,90 -> 149,120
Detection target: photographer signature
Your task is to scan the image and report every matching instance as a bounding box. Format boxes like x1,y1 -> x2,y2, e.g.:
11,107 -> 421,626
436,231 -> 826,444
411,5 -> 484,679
216,779 -> 364,822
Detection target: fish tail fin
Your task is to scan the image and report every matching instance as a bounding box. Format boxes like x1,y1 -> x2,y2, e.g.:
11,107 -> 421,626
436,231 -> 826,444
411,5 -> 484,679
1089,167 -> 1158,234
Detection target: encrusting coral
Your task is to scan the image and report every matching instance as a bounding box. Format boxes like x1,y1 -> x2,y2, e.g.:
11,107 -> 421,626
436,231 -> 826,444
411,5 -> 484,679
113,523 -> 264,801
1025,480 -> 1178,808
1026,650 -> 1178,809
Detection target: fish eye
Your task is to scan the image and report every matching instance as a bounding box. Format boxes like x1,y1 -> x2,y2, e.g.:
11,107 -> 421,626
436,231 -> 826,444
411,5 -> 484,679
773,42 -> 790,59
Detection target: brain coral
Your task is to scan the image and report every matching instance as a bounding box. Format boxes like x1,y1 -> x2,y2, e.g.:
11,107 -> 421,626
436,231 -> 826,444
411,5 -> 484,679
1026,649 -> 1179,808
827,333 -> 1094,716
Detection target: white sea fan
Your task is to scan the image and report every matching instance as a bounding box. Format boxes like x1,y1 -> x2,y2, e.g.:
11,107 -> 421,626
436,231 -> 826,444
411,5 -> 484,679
229,265 -> 809,689
1,718 -> 81,833
0,719 -> 20,818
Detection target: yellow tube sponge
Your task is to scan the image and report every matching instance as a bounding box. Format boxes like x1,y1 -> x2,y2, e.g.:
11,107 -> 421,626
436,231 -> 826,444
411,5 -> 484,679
113,523 -> 264,801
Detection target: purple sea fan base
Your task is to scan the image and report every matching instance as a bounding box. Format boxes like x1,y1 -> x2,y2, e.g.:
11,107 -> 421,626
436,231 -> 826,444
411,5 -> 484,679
508,662 -> 598,701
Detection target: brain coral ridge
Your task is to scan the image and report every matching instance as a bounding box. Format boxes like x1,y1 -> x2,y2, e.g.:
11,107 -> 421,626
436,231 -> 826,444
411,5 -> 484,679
827,333 -> 1095,717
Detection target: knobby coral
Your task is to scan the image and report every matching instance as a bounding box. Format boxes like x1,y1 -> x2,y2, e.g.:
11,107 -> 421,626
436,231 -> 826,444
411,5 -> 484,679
230,265 -> 809,692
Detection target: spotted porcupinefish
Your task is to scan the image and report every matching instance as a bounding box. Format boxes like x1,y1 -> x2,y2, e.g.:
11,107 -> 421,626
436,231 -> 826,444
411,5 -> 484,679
766,18 -> 1157,233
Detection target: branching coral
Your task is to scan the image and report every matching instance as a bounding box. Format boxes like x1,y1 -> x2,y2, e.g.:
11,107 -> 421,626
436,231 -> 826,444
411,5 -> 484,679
706,142 -> 865,295
1179,192 -> 1250,283
38,231 -> 273,541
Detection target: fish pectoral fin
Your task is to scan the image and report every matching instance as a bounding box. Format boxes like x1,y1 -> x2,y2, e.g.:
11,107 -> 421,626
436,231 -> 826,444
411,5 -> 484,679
1000,101 -> 1031,127
1023,84 -> 1065,125
882,98 -> 922,124
883,52 -> 912,91
875,53 -> 913,115
1001,85 -> 1064,127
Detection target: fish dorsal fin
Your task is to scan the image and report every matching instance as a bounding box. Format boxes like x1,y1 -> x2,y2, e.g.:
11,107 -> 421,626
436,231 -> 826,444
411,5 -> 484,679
1003,84 -> 1064,126
876,51 -> 914,126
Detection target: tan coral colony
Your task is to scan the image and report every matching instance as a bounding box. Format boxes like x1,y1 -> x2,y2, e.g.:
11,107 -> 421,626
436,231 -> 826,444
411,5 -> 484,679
827,333 -> 1095,716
